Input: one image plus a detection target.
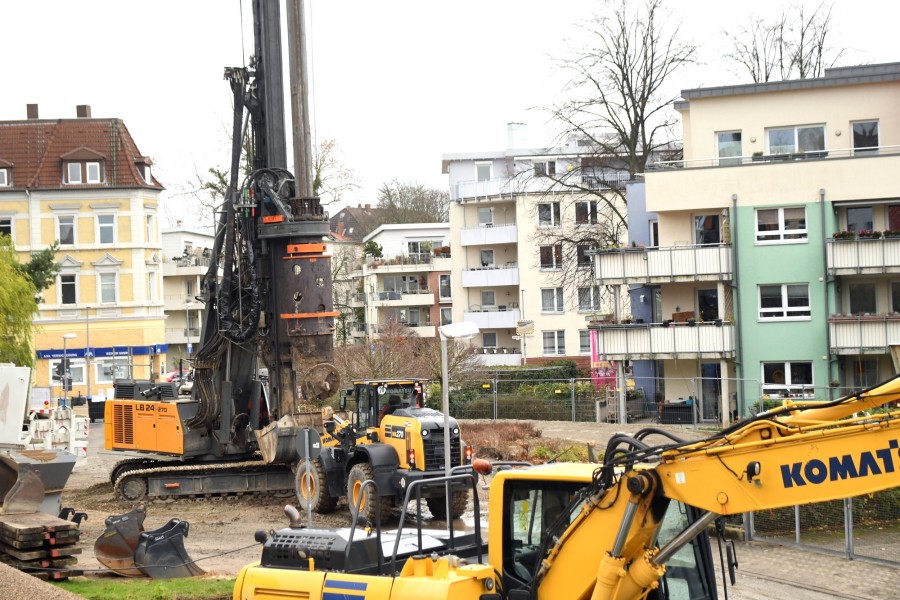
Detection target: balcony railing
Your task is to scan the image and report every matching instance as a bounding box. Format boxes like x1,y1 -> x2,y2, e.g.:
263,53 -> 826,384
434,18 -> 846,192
828,315 -> 900,354
593,244 -> 732,284
826,237 -> 900,275
650,144 -> 900,170
460,224 -> 518,246
452,172 -> 632,201
173,256 -> 212,268
464,307 -> 521,329
461,264 -> 520,288
367,254 -> 434,268
590,321 -> 735,360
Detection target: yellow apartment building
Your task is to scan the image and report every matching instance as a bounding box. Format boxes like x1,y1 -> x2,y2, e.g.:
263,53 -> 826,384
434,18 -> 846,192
0,104 -> 166,399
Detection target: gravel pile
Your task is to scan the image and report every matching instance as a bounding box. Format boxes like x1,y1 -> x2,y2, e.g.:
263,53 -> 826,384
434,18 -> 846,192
0,561 -> 83,600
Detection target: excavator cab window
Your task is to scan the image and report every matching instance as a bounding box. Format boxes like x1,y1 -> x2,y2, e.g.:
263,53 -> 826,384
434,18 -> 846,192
649,502 -> 717,600
502,480 -> 585,587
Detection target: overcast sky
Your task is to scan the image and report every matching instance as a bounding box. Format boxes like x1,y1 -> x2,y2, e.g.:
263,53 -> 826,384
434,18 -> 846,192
1,1 -> 895,228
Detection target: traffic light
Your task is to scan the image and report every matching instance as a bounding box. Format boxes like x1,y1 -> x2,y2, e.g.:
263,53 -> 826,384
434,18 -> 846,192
53,358 -> 71,386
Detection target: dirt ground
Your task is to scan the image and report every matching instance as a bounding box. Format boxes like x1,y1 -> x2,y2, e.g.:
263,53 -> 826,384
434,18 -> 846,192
65,418 -> 708,578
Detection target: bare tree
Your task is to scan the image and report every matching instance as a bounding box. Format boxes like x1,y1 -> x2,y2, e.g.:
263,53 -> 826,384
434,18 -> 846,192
532,0 -> 694,305
725,2 -> 845,83
330,240 -> 362,345
377,179 -> 449,224
313,138 -> 360,207
334,322 -> 432,380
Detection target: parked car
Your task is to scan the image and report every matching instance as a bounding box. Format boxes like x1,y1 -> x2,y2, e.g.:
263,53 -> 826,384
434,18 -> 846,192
163,369 -> 189,383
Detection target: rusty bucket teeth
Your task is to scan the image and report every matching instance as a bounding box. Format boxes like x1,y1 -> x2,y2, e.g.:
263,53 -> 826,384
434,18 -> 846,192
134,518 -> 205,579
94,504 -> 147,576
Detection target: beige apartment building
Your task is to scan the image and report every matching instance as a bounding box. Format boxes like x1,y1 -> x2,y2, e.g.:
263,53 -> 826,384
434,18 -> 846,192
0,104 -> 166,397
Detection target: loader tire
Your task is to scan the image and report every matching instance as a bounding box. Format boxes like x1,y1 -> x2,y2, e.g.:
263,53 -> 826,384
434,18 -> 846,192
295,458 -> 337,514
347,462 -> 391,525
426,489 -> 469,520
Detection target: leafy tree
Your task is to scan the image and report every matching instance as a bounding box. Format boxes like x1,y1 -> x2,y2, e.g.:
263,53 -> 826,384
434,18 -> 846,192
362,240 -> 383,258
16,241 -> 60,301
376,179 -> 449,224
725,1 -> 844,83
0,237 -> 39,366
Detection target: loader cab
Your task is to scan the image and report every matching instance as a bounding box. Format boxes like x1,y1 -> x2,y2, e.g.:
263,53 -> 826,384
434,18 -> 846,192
344,379 -> 430,430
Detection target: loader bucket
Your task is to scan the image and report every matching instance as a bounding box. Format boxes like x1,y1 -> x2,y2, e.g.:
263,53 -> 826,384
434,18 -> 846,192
94,504 -> 147,576
134,518 -> 205,578
0,449 -> 76,515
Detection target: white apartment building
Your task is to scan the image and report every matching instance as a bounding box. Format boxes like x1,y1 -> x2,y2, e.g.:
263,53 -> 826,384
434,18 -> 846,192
350,223 -> 451,340
443,127 -> 629,368
161,227 -> 214,364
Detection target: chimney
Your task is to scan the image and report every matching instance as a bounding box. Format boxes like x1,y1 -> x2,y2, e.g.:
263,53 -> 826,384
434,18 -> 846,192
76,105 -> 91,118
364,204 -> 371,209
507,122 -> 528,149
26,104 -> 39,119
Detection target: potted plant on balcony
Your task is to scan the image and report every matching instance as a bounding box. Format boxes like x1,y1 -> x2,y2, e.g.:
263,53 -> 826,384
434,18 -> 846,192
857,229 -> 882,239
832,230 -> 856,241
884,230 -> 900,239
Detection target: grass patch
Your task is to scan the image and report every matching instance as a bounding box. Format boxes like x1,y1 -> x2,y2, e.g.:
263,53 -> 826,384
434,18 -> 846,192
55,576 -> 235,600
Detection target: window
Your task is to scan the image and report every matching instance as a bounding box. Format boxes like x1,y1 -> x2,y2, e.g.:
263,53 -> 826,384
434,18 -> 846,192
578,286 -> 601,311
846,206 -> 873,232
539,244 -> 562,269
51,359 -> 84,386
717,131 -> 742,166
575,200 -> 598,224
756,207 -> 807,243
579,330 -> 591,354
759,284 -> 810,320
576,245 -> 593,268
892,282 -> 900,313
852,120 -> 879,155
888,205 -> 900,231
480,249 -> 494,267
440,307 -> 452,326
541,288 -> 564,313
86,162 -> 101,183
59,274 -> 77,305
695,215 -> 720,245
476,162 -> 492,182
99,272 -> 117,304
139,163 -> 153,183
483,332 -> 497,348
534,160 -> 556,177
649,220 -> 659,248
439,274 -> 451,301
185,279 -> 194,299
697,289 -> 719,321
0,168 -> 9,186
481,290 -> 496,307
848,282 -> 876,315
762,361 -> 813,397
767,125 -> 825,155
538,202 -> 561,227
57,215 -> 75,245
542,330 -> 565,355
852,358 -> 879,389
478,207 -> 493,227
0,217 -> 11,238
97,214 -> 115,244
67,162 -> 82,184
147,272 -> 156,302
145,215 -> 154,243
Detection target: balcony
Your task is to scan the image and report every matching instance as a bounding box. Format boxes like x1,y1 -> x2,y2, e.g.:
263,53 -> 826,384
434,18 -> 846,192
352,323 -> 368,338
829,315 -> 900,354
360,322 -> 437,339
475,347 -> 522,367
593,245 -> 732,285
366,289 -> 435,307
461,263 -> 519,287
826,237 -> 900,276
165,327 -> 200,345
590,321 -> 735,360
460,224 -> 518,246
452,172 -> 630,202
464,307 -> 521,329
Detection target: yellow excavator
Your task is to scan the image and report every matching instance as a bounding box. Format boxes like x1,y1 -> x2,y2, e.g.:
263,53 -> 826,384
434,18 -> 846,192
233,373 -> 900,599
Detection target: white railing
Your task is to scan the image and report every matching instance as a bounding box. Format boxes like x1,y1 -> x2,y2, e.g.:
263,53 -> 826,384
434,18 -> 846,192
461,265 -> 520,287
826,238 -> 900,275
591,322 -> 735,359
460,224 -> 518,246
464,309 -> 521,329
650,144 -> 900,170
594,244 -> 732,284
829,316 -> 900,354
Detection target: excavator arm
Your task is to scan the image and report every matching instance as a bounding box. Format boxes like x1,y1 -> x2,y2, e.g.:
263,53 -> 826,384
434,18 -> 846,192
533,375 -> 900,600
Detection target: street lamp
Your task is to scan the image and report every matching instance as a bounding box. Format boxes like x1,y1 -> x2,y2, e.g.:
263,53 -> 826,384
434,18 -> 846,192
438,321 -> 480,477
62,333 -> 76,402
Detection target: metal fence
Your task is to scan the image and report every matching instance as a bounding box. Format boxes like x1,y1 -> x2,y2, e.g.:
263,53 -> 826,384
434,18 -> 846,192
747,492 -> 900,567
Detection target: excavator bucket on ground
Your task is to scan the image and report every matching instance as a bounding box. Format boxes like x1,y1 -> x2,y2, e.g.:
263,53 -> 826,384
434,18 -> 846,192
94,504 -> 147,576
134,518 -> 205,578
0,449 -> 76,515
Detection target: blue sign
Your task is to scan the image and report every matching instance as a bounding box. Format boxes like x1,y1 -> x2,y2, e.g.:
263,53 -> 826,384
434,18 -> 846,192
36,344 -> 169,360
